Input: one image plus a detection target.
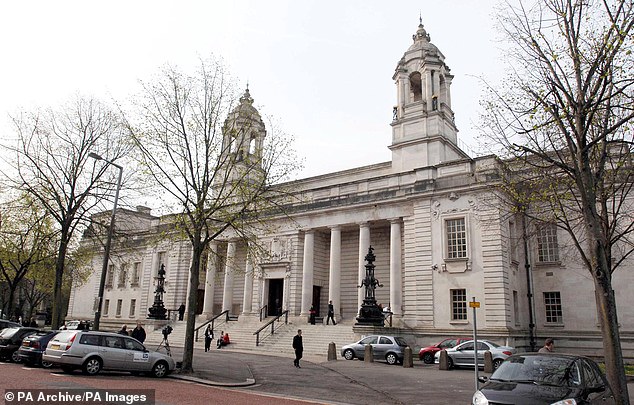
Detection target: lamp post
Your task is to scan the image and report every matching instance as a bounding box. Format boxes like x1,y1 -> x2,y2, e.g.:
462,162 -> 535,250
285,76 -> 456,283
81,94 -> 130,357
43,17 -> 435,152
89,152 -> 123,331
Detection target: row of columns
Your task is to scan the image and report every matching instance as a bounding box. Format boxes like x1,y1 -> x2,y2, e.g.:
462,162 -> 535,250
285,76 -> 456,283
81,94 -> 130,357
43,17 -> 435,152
199,219 -> 403,320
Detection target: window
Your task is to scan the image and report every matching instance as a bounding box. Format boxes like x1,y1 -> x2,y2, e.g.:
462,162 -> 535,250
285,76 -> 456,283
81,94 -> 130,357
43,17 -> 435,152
537,223 -> 559,263
118,264 -> 127,288
360,336 -> 378,345
544,291 -> 563,324
446,218 -> 467,259
379,337 -> 392,344
106,264 -> 114,287
103,299 -> 110,316
129,299 -> 136,317
451,289 -> 467,321
513,290 -> 520,325
409,72 -> 422,102
131,262 -> 141,286
124,337 -> 144,351
116,299 -> 123,317
509,219 -> 518,263
79,334 -> 101,346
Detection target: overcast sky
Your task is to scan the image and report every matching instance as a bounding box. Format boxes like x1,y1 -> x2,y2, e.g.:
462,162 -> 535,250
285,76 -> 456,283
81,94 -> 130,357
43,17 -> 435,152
0,0 -> 503,180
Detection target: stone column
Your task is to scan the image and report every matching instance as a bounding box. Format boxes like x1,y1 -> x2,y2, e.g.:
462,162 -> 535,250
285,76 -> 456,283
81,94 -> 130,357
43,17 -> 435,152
242,250 -> 254,315
358,223 -> 370,309
202,242 -> 218,316
300,231 -> 315,317
390,219 -> 403,316
222,241 -> 236,313
328,226 -> 341,317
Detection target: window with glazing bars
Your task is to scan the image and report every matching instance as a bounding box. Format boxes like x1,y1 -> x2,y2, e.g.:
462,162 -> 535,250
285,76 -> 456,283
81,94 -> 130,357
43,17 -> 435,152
544,291 -> 563,324
446,218 -> 467,259
537,223 -> 559,262
451,289 -> 467,320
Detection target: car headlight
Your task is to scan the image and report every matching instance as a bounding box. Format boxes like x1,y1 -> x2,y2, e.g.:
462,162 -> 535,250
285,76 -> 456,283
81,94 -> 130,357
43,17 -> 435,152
550,400 -> 577,405
472,390 -> 488,405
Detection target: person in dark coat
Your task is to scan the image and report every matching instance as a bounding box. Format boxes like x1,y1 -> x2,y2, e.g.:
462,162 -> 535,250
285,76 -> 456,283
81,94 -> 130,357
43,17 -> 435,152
204,325 -> 214,352
118,324 -> 129,336
292,329 -> 303,368
327,300 -> 336,325
131,322 -> 146,343
309,306 -> 316,325
177,303 -> 186,321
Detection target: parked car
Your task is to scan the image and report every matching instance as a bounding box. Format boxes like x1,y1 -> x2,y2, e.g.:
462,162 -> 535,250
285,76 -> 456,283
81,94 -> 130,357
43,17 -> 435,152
434,339 -> 515,370
341,335 -> 409,365
0,319 -> 21,332
60,320 -> 91,330
17,330 -> 59,367
419,337 -> 471,364
43,330 -> 175,377
473,353 -> 616,405
0,327 -> 39,362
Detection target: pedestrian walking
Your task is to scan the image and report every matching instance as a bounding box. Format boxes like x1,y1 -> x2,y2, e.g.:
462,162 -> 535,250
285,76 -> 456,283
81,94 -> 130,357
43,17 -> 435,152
204,325 -> 214,352
131,322 -> 146,343
177,303 -> 186,321
327,300 -> 336,325
292,329 -> 303,368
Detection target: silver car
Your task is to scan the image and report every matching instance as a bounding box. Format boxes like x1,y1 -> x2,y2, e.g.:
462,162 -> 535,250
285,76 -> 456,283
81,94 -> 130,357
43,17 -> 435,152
434,339 -> 515,370
43,330 -> 175,377
341,335 -> 408,365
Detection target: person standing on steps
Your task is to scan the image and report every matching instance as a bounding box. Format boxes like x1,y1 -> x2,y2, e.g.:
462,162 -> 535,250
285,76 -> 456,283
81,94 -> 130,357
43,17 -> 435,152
177,303 -> 185,321
204,325 -> 214,352
327,300 -> 336,325
292,329 -> 303,368
309,305 -> 316,325
131,322 -> 146,343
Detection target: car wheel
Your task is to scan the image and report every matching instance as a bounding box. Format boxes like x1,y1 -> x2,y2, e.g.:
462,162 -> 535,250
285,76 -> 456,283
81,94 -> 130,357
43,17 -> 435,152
343,349 -> 355,361
41,359 -> 54,369
447,357 -> 454,369
11,351 -> 21,363
82,357 -> 102,376
493,359 -> 503,370
386,353 -> 398,365
151,361 -> 169,378
61,365 -> 74,374
422,352 -> 435,364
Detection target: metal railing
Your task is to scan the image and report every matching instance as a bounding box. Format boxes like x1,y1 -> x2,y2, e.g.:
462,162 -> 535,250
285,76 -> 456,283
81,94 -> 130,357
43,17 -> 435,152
254,310 -> 288,346
259,305 -> 268,321
194,310 -> 229,342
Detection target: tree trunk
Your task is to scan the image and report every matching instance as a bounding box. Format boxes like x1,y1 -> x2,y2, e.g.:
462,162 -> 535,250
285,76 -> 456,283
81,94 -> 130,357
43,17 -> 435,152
51,231 -> 69,330
180,237 -> 203,373
595,273 -> 630,404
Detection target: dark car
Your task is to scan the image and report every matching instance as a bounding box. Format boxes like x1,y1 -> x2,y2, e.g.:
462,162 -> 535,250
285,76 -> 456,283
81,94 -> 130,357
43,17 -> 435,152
0,327 -> 39,362
419,337 -> 470,364
473,353 -> 616,405
0,319 -> 21,331
17,330 -> 59,367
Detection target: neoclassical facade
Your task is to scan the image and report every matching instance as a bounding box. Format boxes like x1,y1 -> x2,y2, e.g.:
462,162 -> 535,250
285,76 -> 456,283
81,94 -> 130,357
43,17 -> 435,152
68,21 -> 634,355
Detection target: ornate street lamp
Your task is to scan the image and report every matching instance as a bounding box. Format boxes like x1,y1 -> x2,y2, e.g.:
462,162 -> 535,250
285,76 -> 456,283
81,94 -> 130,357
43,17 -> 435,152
89,152 -> 123,331
356,246 -> 385,326
148,264 -> 168,319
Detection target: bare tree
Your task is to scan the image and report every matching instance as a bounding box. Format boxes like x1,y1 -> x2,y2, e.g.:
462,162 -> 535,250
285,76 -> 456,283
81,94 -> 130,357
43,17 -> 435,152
1,96 -> 131,329
480,1 -> 634,402
0,195 -> 56,321
126,57 -> 301,373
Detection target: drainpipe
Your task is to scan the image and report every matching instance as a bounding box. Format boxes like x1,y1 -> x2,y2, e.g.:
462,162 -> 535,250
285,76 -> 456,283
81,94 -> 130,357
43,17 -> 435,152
522,213 -> 537,352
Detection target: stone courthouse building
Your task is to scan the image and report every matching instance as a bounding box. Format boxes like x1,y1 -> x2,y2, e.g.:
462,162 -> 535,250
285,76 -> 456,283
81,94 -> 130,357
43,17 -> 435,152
68,21 -> 634,355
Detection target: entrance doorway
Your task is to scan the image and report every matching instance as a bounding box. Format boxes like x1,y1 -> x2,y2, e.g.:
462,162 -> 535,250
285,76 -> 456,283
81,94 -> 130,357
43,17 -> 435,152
312,286 -> 321,316
267,278 -> 284,316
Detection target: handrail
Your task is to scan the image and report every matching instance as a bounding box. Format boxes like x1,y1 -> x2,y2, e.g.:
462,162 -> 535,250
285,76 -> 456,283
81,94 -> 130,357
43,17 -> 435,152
195,310 -> 229,342
253,310 -> 288,346
259,304 -> 268,321
384,311 -> 393,327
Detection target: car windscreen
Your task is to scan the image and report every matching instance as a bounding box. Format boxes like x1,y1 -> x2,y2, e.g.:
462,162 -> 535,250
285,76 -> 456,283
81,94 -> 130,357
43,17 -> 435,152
0,327 -> 19,338
491,355 -> 577,386
395,337 -> 408,347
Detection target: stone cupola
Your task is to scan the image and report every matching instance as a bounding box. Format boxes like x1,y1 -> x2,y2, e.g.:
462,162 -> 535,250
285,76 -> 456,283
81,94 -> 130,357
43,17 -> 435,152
389,18 -> 468,172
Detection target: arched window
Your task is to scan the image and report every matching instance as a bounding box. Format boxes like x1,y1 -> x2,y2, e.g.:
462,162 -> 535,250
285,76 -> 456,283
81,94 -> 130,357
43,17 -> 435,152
249,138 -> 256,155
409,72 -> 422,102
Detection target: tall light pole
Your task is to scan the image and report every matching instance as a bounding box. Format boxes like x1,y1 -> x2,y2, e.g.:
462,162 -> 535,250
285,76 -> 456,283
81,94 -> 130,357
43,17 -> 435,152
89,152 -> 123,331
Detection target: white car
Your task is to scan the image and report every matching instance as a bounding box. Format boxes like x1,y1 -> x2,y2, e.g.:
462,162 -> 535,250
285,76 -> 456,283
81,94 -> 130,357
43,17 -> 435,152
434,339 -> 515,370
43,330 -> 175,377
